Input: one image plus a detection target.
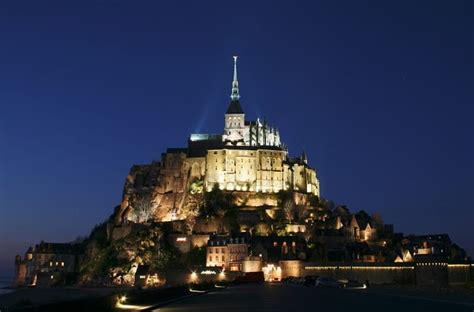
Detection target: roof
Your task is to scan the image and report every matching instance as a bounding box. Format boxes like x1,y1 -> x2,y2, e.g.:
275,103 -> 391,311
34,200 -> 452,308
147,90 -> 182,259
208,233 -> 250,246
34,242 -> 83,255
226,100 -> 244,114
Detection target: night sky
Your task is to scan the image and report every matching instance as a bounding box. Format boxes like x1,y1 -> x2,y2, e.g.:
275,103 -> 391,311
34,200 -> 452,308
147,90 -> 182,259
0,1 -> 472,276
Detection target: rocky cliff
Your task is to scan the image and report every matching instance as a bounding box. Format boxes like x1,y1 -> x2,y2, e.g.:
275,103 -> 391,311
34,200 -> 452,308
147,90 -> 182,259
114,158 -> 316,226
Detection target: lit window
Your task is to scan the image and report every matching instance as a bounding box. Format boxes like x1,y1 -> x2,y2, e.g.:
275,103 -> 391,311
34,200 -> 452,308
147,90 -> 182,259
273,242 -> 278,247
49,262 -> 53,267
61,262 -> 64,267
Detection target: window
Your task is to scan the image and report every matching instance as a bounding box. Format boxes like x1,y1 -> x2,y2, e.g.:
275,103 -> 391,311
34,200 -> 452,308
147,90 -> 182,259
209,248 -> 213,254
222,255 -> 225,261
61,262 -> 64,267
215,256 -> 218,261
222,248 -> 225,253
209,256 -> 212,261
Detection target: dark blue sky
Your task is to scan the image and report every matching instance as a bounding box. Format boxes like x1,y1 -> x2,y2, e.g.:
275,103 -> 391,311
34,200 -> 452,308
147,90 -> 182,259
0,1 -> 472,275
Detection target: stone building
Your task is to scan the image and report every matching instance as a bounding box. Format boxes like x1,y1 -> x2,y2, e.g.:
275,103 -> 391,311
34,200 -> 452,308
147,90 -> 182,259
14,242 -> 83,287
116,57 -> 320,224
206,235 -> 249,271
188,58 -> 319,195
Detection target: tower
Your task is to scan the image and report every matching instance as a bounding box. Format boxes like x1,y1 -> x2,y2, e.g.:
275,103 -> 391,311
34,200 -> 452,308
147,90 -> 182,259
224,56 -> 246,144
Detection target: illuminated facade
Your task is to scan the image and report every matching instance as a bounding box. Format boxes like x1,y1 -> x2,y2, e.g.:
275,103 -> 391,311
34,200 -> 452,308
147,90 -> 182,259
117,56 -> 321,224
206,235 -> 249,271
186,56 -> 320,196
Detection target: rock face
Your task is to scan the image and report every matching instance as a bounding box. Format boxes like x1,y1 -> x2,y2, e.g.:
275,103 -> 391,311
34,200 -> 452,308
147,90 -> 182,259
115,153 -> 201,224
114,153 -> 318,226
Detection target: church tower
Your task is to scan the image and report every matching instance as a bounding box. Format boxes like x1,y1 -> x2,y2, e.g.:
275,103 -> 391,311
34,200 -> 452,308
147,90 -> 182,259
224,56 -> 246,145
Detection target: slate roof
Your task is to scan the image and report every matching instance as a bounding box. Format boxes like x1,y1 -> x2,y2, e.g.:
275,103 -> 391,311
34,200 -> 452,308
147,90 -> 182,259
226,100 -> 244,114
35,242 -> 83,255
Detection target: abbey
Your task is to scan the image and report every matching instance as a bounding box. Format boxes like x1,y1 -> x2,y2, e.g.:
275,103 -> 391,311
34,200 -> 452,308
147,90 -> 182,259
185,56 -> 319,195
116,57 -> 320,223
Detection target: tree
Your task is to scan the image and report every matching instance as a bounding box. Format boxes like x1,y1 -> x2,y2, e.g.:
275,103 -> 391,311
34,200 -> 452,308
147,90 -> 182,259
277,190 -> 295,223
132,194 -> 153,223
309,194 -> 320,207
283,202 -> 295,223
201,184 -> 235,218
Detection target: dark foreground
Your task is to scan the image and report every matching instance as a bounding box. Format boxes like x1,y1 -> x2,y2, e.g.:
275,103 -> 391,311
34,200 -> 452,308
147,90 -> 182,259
156,284 -> 474,312
1,283 -> 473,311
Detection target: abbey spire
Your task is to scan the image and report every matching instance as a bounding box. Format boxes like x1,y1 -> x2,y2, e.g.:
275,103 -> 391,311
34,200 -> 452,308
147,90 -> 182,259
230,55 -> 240,101
226,56 -> 244,114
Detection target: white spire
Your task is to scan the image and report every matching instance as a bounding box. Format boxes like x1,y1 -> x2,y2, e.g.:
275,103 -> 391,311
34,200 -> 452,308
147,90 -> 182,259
230,56 -> 240,101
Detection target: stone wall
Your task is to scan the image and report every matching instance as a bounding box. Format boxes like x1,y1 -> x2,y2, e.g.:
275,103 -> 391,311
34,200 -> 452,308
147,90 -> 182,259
163,269 -> 239,286
167,234 -> 210,253
415,263 -> 448,287
447,264 -> 472,286
304,263 -> 415,285
191,235 -> 210,248
242,259 -> 263,273
280,260 -> 303,278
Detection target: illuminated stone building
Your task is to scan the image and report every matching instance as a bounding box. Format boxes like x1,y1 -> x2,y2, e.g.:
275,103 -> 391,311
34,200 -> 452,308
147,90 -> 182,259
14,242 -> 83,287
206,235 -> 249,271
185,56 -> 320,195
117,57 -> 321,223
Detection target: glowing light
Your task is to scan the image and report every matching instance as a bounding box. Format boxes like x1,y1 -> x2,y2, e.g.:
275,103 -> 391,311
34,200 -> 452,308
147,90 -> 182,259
176,237 -> 187,242
200,270 -> 217,275
305,266 -> 414,270
448,264 -> 470,268
116,295 -> 152,311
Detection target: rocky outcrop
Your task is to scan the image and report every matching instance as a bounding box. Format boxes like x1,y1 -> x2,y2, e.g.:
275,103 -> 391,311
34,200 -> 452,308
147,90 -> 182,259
115,153 -> 199,224
114,152 -> 316,226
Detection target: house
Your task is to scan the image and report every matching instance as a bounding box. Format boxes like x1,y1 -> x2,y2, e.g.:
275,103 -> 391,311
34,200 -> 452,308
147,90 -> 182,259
206,234 -> 249,271
249,235 -> 306,262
